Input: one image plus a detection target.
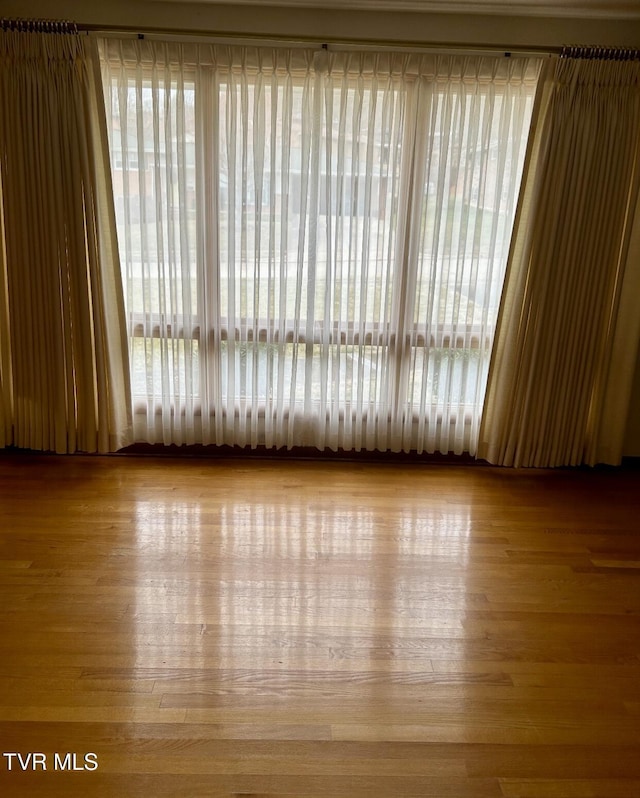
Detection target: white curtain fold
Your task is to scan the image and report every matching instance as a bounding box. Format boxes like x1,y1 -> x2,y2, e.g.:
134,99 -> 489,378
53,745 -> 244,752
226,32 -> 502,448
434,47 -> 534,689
100,38 -> 539,453
478,56 -> 640,467
0,31 -> 132,453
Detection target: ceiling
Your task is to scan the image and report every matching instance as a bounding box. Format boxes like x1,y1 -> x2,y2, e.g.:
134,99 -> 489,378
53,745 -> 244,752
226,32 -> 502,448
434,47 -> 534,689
156,0 -> 640,18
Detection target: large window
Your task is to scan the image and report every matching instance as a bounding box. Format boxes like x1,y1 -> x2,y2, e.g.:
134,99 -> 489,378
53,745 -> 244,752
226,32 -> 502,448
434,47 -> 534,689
101,40 -> 539,453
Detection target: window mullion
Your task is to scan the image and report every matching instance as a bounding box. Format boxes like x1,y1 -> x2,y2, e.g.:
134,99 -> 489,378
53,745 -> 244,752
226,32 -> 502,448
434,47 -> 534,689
302,62 -> 324,423
388,78 -> 425,433
195,64 -> 220,441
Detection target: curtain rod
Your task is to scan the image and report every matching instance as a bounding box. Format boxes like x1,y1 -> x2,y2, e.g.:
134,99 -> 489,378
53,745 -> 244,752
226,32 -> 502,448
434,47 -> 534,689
90,24 -> 561,58
0,16 -> 556,57
0,18 -> 78,33
560,44 -> 639,60
3,17 -> 639,60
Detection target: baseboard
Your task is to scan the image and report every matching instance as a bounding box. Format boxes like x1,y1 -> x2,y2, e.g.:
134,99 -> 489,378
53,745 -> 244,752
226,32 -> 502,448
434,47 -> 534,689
117,442 -> 481,465
2,443 -> 638,468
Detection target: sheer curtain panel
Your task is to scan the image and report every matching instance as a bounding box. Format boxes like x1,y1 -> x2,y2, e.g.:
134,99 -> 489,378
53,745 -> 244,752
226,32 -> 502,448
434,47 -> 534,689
478,56 -> 640,467
0,29 -> 132,453
101,39 -> 539,453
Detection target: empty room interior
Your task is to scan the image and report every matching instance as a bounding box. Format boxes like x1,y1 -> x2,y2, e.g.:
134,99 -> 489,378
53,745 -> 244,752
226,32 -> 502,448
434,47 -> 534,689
1,0 -> 640,796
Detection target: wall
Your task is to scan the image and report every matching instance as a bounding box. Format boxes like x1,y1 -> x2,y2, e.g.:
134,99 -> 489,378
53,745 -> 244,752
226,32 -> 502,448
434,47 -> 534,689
5,0 -> 640,49
5,0 -> 640,455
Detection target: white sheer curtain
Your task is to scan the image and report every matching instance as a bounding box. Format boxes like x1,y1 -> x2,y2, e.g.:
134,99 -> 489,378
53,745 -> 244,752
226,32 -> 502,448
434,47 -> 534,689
0,30 -> 131,453
478,56 -> 640,467
100,39 -> 539,453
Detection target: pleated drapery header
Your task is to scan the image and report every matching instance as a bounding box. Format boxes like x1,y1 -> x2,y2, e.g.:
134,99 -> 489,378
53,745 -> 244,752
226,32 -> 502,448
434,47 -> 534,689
99,37 -> 541,86
0,22 -> 86,62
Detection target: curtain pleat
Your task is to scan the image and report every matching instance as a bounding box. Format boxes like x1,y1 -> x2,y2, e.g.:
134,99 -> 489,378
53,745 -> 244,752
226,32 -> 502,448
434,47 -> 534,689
478,57 -> 640,467
0,31 -> 132,453
101,39 -> 539,453
0,183 -> 10,449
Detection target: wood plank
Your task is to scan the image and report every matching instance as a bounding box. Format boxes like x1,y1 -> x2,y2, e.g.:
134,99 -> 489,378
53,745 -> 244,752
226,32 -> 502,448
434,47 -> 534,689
1,453 -> 640,795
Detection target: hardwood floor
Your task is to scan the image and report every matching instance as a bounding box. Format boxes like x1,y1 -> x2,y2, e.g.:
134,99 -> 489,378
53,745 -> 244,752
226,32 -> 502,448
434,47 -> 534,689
0,453 -> 639,797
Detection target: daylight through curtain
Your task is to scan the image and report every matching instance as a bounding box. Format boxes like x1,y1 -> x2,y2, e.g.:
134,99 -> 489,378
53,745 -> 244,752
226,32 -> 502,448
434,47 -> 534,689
100,39 -> 539,453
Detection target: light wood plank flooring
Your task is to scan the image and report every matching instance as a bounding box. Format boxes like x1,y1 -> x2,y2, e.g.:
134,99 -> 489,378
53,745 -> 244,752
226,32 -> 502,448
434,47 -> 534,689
1,453 -> 639,797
